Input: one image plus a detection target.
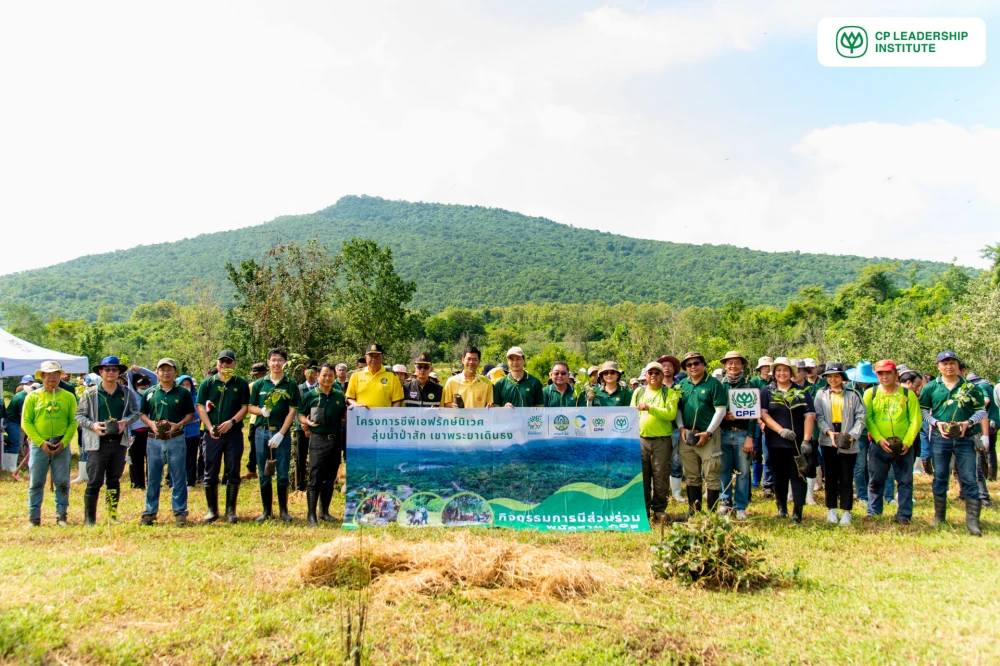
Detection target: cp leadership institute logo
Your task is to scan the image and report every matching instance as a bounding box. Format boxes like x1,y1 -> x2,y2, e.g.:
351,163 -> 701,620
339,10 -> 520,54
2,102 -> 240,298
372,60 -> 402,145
836,26 -> 867,58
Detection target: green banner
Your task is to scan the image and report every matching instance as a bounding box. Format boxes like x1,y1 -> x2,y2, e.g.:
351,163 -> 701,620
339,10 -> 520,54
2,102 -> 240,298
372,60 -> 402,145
344,407 -> 650,532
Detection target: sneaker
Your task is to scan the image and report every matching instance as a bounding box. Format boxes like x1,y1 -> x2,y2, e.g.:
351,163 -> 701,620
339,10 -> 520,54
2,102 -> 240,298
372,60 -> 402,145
56,517 -> 68,527
839,512 -> 852,526
827,509 -> 839,524
175,515 -> 188,527
717,505 -> 731,516
763,488 -> 774,498
887,499 -> 898,507
735,510 -> 747,520
895,517 -> 910,525
140,514 -> 155,526
862,514 -> 876,522
652,511 -> 666,524
28,517 -> 40,527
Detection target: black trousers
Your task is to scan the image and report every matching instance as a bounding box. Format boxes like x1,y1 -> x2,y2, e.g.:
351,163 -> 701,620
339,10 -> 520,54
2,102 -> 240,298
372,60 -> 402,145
86,438 -> 127,494
203,429 -> 244,488
128,430 -> 148,489
821,448 -> 856,510
769,447 -> 806,511
308,433 -> 342,493
185,435 -> 202,487
246,424 -> 258,473
296,429 -> 310,490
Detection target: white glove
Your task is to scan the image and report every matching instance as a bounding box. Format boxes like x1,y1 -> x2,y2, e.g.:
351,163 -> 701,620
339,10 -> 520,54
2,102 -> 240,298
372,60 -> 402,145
261,406 -> 272,418
268,433 -> 283,449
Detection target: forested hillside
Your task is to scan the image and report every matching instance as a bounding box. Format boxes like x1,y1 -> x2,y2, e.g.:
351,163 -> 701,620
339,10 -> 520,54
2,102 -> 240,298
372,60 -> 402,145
0,195 -> 960,320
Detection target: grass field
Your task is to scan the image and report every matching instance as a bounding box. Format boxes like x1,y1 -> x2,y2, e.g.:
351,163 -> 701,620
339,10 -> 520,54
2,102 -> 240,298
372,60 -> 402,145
2,459 -> 1000,665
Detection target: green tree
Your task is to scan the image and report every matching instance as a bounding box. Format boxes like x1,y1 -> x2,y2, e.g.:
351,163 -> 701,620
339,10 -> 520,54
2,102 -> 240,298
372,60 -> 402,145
335,238 -> 418,361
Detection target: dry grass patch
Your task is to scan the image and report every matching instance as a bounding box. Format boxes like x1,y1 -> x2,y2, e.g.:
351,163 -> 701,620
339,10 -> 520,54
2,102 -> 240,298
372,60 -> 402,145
295,532 -> 619,601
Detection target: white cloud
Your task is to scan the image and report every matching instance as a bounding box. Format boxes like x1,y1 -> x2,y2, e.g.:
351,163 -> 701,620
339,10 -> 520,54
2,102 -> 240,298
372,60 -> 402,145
0,0 -> 996,280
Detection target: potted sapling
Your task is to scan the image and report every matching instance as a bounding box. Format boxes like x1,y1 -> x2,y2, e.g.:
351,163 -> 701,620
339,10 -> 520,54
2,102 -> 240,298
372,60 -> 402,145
942,383 -> 978,439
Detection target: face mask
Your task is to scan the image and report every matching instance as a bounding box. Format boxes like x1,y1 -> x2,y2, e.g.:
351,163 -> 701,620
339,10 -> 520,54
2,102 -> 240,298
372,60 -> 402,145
218,368 -> 234,381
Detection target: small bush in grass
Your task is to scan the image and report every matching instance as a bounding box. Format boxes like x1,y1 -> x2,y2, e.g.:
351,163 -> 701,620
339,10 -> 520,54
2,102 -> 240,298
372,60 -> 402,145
651,513 -> 790,591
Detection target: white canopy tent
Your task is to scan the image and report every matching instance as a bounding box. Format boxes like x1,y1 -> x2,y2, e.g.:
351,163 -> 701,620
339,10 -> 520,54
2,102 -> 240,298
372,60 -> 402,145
0,326 -> 89,378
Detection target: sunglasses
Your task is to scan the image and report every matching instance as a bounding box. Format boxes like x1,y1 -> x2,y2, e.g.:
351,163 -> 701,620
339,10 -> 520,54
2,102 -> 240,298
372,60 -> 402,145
218,358 -> 235,366
685,361 -> 705,368
647,370 -> 662,376
552,371 -> 568,376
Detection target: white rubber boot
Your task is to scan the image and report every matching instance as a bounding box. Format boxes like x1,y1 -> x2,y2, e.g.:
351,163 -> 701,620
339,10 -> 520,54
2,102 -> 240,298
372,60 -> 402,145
1,453 -> 16,472
806,477 -> 818,505
670,477 -> 684,503
72,461 -> 88,484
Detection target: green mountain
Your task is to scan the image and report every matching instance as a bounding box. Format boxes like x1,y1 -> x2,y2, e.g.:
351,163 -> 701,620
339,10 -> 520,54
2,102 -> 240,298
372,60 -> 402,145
0,195 -> 957,320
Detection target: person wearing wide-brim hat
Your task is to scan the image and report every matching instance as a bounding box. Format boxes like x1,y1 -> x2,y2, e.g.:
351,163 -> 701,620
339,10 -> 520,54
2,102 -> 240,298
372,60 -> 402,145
920,350 -> 988,535
715,351 -> 756,520
813,362 -> 866,526
630,361 -> 680,522
580,361 -> 633,407
22,361 -> 79,526
675,352 -> 729,517
75,356 -> 143,525
758,357 -> 816,522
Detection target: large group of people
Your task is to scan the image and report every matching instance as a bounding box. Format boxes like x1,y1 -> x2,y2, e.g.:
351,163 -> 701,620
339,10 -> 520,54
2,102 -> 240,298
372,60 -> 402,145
2,342 -> 995,536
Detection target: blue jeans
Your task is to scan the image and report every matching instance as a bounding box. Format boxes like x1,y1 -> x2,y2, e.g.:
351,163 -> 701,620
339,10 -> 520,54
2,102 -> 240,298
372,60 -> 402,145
868,445 -> 914,519
256,429 -> 291,489
28,443 -> 71,520
670,430 -> 683,478
931,432 -> 979,501
759,426 -> 774,489
4,422 -> 21,454
144,435 -> 188,517
854,438 -> 870,501
919,423 -> 932,461
718,429 -> 750,510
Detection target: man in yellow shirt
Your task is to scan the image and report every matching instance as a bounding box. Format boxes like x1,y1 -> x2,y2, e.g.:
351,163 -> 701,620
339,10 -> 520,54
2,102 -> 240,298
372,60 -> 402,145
345,343 -> 404,409
443,346 -> 494,408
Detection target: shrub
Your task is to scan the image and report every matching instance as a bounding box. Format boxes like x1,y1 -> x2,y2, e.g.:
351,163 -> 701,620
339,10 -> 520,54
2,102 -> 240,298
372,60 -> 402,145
651,513 -> 789,591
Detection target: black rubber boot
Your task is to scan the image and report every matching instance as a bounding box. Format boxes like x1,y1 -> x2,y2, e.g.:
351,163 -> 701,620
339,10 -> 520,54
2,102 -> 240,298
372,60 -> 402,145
256,483 -> 273,523
203,486 -> 219,523
775,492 -> 788,518
932,495 -> 947,527
966,499 -> 982,536
924,456 -> 934,476
320,484 -> 337,522
706,489 -> 720,513
106,488 -> 119,523
685,485 -> 702,519
84,491 -> 98,526
791,504 -> 803,523
307,489 -> 319,526
225,484 -> 239,524
277,486 -> 291,522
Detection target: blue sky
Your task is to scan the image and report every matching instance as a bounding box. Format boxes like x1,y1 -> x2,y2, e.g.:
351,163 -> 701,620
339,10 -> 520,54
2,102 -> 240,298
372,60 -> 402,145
0,0 -> 996,275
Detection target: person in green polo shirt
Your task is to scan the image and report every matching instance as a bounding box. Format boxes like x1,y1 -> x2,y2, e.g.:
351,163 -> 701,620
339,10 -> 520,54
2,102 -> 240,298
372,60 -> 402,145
494,346 -> 544,408
920,350 -> 988,535
196,350 -> 251,524
676,351 -> 729,516
139,359 -> 196,526
542,362 -> 576,407
580,361 -> 633,407
23,361 -> 79,527
298,362 -> 347,525
248,348 -> 300,522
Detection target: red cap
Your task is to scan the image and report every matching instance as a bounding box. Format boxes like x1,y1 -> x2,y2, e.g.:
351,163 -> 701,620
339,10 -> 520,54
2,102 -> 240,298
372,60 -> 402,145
873,359 -> 897,373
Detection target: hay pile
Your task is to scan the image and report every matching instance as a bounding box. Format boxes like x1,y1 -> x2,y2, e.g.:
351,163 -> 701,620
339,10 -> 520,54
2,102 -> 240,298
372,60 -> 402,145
295,532 -> 613,601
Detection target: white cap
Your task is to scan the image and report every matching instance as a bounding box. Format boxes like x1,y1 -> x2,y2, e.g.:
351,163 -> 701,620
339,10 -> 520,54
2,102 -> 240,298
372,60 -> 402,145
712,368 -> 724,378
505,346 -> 525,359
392,364 -> 408,373
804,357 -> 817,368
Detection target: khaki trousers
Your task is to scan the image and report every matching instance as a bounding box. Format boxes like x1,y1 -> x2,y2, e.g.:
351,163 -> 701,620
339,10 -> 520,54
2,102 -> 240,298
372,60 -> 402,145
640,436 -> 673,513
679,429 -> 722,490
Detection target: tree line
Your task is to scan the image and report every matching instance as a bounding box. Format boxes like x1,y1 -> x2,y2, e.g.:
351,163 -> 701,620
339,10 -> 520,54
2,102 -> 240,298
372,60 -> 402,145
4,238 -> 999,397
